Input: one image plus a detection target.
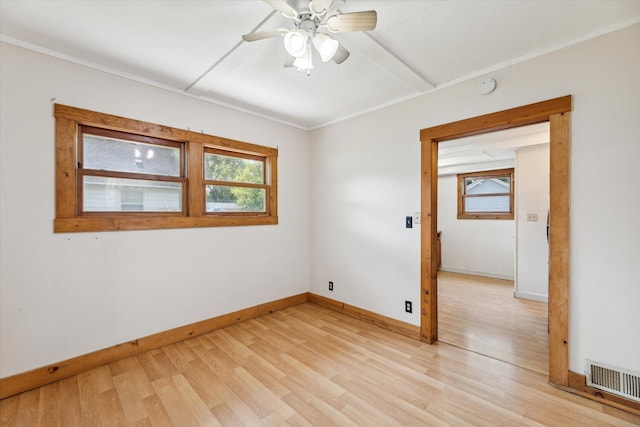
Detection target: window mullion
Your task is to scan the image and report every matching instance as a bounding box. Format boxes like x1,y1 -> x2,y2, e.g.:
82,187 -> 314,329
80,169 -> 185,183
188,140 -> 204,217
203,180 -> 267,189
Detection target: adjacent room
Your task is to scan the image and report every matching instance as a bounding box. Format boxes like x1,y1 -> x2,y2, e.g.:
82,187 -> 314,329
436,124 -> 551,374
1,1 -> 639,425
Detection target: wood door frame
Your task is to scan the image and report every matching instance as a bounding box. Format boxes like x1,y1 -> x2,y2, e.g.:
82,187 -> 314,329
419,96 -> 572,386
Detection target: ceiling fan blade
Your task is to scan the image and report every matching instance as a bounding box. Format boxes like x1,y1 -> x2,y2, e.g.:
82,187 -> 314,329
332,44 -> 350,64
242,28 -> 287,42
264,0 -> 298,19
310,0 -> 333,15
284,56 -> 295,68
326,10 -> 377,33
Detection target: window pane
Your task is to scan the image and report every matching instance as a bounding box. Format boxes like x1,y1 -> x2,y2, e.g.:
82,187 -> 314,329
465,177 -> 510,195
83,176 -> 182,212
465,195 -> 510,212
204,153 -> 264,184
206,185 -> 265,212
83,134 -> 180,177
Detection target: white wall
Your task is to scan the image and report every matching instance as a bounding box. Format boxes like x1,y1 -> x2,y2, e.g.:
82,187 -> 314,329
0,43 -> 310,377
515,146 -> 550,302
437,174 -> 515,280
310,24 -> 640,374
2,23 -> 639,381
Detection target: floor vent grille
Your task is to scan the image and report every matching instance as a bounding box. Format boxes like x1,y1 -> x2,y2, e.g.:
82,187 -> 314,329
586,360 -> 640,402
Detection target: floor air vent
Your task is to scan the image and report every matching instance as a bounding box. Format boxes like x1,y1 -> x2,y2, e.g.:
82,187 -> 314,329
586,360 -> 640,402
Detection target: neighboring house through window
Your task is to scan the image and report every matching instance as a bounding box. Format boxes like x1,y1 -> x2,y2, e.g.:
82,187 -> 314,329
120,189 -> 144,211
79,125 -> 185,214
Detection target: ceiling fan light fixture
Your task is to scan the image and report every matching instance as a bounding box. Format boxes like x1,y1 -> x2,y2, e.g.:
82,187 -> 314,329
312,33 -> 339,62
284,30 -> 308,57
243,0 -> 375,73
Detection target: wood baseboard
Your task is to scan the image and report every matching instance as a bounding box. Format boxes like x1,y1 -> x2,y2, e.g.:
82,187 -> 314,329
0,293 -> 309,399
554,371 -> 640,416
308,293 -> 420,340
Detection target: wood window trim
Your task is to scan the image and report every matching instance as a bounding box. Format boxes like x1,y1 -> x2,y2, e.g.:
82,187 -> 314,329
457,168 -> 514,220
419,96 -> 572,390
54,104 -> 278,233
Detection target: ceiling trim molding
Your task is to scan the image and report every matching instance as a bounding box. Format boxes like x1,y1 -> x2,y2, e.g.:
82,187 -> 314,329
364,32 -> 436,90
184,10 -> 278,92
330,21 -> 435,91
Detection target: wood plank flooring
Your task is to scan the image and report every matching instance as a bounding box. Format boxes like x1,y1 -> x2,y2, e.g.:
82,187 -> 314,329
438,271 -> 549,375
2,303 -> 639,426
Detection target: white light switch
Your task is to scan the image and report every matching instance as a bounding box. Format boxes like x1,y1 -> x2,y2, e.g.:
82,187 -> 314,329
414,212 -> 421,224
527,213 -> 538,222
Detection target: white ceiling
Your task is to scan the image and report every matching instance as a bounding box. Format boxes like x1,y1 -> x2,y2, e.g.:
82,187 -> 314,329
437,122 -> 549,176
1,1 -> 639,129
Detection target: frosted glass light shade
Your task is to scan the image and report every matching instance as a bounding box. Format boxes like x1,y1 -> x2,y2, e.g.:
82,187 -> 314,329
293,46 -> 314,72
284,30 -> 307,57
312,33 -> 339,62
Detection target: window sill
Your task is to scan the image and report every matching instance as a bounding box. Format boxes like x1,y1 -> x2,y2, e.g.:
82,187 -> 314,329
457,213 -> 514,220
54,215 -> 278,233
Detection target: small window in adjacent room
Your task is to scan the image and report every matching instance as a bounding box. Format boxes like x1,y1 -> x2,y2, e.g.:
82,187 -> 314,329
457,168 -> 514,219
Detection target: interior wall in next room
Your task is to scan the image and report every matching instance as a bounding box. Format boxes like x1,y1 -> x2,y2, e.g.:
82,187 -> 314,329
437,174 -> 515,280
515,145 -> 550,302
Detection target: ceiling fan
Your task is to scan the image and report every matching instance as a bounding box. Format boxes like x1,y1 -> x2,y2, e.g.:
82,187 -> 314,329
242,0 -> 377,75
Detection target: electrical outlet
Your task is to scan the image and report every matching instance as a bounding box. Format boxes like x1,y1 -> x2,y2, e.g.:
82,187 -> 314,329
328,281 -> 334,291
405,300 -> 412,313
405,216 -> 413,228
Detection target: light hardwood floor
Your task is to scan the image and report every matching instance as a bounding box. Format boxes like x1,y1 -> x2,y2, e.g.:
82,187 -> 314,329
2,303 -> 638,426
438,271 -> 549,375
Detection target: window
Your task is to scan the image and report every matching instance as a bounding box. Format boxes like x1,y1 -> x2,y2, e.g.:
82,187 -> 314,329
79,126 -> 185,214
55,104 -> 277,232
204,149 -> 267,214
457,168 -> 514,219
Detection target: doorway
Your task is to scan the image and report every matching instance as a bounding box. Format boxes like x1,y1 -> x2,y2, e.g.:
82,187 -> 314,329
435,125 -> 550,374
418,96 -> 572,386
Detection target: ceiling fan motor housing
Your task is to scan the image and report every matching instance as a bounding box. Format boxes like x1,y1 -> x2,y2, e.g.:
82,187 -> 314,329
296,12 -> 320,35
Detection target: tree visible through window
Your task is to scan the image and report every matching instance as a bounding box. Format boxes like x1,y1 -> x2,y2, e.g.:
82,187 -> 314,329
204,149 -> 266,213
457,168 -> 514,219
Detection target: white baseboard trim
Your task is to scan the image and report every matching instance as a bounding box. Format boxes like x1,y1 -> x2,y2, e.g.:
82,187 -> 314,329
439,267 -> 514,281
514,290 -> 549,303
